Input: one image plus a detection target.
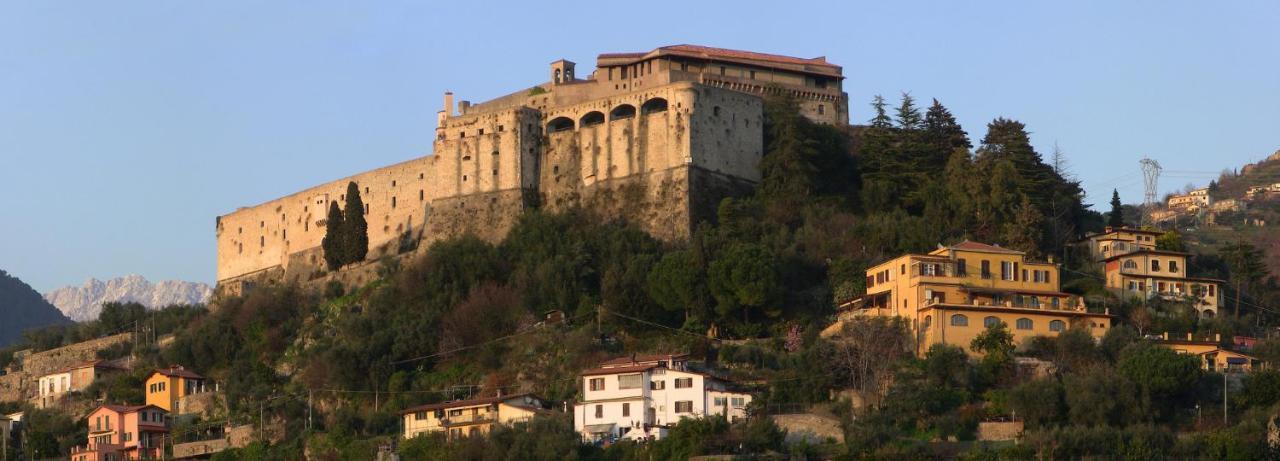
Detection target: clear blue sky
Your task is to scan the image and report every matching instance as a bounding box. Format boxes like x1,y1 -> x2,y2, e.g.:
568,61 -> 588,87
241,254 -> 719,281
2,1 -> 1277,292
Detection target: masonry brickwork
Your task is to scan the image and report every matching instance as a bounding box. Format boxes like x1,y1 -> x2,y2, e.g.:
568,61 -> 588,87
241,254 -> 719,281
215,45 -> 847,289
0,333 -> 132,403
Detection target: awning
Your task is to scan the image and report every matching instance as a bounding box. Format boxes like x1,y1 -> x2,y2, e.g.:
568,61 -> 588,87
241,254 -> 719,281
583,424 -> 616,434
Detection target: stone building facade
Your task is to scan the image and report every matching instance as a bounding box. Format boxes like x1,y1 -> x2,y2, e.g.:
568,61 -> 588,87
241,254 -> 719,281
215,45 -> 847,288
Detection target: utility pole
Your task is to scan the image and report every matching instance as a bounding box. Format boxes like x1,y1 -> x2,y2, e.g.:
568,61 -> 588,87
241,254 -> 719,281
1223,369 -> 1229,425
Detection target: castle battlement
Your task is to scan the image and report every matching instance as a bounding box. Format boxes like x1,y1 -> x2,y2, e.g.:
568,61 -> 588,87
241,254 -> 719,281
215,45 -> 845,287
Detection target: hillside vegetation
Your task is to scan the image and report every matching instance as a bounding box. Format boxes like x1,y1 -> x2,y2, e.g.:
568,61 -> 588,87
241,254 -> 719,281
5,95 -> 1280,460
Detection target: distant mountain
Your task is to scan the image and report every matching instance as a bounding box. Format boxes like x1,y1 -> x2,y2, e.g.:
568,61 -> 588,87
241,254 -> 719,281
0,270 -> 72,347
43,275 -> 213,322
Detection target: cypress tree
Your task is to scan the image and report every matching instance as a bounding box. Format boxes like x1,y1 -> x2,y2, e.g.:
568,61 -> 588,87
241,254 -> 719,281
322,200 -> 345,270
343,181 -> 369,265
1109,189 -> 1125,228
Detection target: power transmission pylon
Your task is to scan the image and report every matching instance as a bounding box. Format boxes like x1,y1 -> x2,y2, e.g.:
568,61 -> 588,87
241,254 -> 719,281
1140,157 -> 1162,225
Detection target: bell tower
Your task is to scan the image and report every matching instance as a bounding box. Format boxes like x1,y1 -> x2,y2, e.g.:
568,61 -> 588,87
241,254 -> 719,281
550,59 -> 575,85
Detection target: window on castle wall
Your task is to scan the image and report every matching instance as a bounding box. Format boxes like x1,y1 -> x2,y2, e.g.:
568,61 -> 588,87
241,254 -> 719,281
460,131 -> 465,138
492,169 -> 498,176
479,129 -> 485,135
392,197 -> 397,208
365,204 -> 369,214
260,236 -> 264,246
419,173 -> 424,179
282,229 -> 286,240
365,187 -> 369,193
498,125 -> 504,132
238,243 -> 242,254
492,150 -> 499,156
818,104 -> 826,115
392,180 -> 396,187
419,190 -> 424,201
463,175 -> 468,182
713,106 -> 721,117
305,221 -> 308,231
463,155 -> 471,161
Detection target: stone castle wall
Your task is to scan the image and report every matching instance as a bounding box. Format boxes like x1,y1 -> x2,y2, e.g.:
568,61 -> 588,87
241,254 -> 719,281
216,82 -> 763,287
0,333 -> 132,403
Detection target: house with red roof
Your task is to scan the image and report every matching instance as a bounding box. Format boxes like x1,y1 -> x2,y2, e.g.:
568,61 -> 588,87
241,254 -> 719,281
145,365 -> 208,414
399,394 -> 547,440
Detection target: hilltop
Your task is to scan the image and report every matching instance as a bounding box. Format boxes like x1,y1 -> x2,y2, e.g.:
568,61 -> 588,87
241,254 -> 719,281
0,270 -> 71,347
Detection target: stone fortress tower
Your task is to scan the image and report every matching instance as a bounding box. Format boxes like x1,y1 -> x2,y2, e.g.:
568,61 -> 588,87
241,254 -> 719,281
215,45 -> 848,290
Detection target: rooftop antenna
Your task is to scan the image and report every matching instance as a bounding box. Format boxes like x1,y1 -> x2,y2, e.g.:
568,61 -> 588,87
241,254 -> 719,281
1140,157 -> 1162,226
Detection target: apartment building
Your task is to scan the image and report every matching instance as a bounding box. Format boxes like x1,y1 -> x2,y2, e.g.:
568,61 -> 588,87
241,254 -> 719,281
69,404 -> 169,461
145,365 -> 208,414
1167,188 -> 1210,211
1153,332 -> 1263,373
836,241 -> 1112,355
573,354 -> 751,443
399,394 -> 545,440
35,360 -> 125,409
1077,227 -> 1162,262
1102,249 -> 1222,318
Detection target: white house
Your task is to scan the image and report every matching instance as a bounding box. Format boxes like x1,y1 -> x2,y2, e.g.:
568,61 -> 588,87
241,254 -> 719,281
573,354 -> 752,443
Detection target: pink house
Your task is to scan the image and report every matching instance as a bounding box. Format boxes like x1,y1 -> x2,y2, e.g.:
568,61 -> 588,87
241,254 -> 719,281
69,404 -> 169,461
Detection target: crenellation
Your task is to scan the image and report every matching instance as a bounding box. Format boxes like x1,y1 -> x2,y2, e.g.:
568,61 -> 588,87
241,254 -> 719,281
217,45 -> 842,288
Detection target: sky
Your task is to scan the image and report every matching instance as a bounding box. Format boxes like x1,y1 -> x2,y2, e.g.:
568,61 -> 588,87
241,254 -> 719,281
1,1 -> 1277,292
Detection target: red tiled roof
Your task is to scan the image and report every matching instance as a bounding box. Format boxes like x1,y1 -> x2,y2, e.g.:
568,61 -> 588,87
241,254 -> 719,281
96,404 -> 164,415
399,394 -> 537,415
580,363 -> 659,376
598,44 -> 841,77
948,240 -> 1023,254
1101,248 -> 1192,261
151,367 -> 204,380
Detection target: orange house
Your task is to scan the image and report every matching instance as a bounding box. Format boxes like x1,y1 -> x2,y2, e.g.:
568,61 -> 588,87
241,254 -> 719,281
145,366 -> 207,414
69,404 -> 169,461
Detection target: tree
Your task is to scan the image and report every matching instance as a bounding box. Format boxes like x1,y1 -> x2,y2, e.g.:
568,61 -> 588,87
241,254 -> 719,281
869,95 -> 892,128
322,200 -> 345,270
1155,231 -> 1185,252
1002,194 -> 1044,256
646,250 -> 708,325
830,317 -> 912,401
895,92 -> 921,131
971,322 -> 1015,365
708,243 -> 780,323
1117,343 -> 1202,419
342,181 -> 369,265
1109,189 -> 1124,228
1221,240 -> 1268,319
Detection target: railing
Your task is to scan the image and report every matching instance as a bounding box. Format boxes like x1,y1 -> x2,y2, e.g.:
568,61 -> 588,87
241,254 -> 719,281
440,413 -> 495,426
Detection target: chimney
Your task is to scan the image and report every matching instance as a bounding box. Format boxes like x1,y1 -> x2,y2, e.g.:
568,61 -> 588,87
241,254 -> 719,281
1187,332 -> 1193,340
443,92 -> 454,118
1048,255 -> 1055,264
1162,332 -> 1169,340
1216,333 -> 1222,342
1105,226 -> 1114,233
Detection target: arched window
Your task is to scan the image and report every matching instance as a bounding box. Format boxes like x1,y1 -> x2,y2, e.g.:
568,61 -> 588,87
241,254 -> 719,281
1123,260 -> 1138,270
1016,318 -> 1033,330
641,97 -> 668,114
950,314 -> 968,327
922,315 -> 932,329
1202,309 -> 1216,318
984,316 -> 1001,328
1049,320 -> 1065,332
610,104 -> 636,120
547,117 -> 574,133
579,111 -> 604,127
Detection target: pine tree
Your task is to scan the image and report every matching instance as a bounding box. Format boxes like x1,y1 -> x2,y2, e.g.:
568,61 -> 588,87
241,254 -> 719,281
895,92 -> 922,131
1002,194 -> 1044,256
869,95 -> 892,128
322,200 -> 345,270
343,181 -> 369,265
1109,189 -> 1125,228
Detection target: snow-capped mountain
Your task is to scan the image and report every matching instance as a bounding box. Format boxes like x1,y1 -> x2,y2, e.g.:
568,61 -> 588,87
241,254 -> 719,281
43,275 -> 212,322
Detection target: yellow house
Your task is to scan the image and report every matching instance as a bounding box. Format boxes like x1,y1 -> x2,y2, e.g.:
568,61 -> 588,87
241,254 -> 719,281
834,241 -> 1112,355
1154,332 -> 1264,373
1103,249 -> 1222,317
145,366 -> 207,413
400,394 -> 545,440
1077,226 -> 1162,262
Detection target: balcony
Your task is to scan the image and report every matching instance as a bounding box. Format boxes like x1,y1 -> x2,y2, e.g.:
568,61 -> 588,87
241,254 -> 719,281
440,413 -> 495,427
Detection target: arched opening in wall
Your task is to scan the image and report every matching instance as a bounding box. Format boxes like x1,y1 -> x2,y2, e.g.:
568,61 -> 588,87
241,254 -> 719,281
547,117 -> 575,133
579,111 -> 605,127
610,104 -> 636,120
641,98 -> 668,114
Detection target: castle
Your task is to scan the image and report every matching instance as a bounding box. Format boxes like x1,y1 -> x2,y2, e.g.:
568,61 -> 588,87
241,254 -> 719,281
215,45 -> 848,289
